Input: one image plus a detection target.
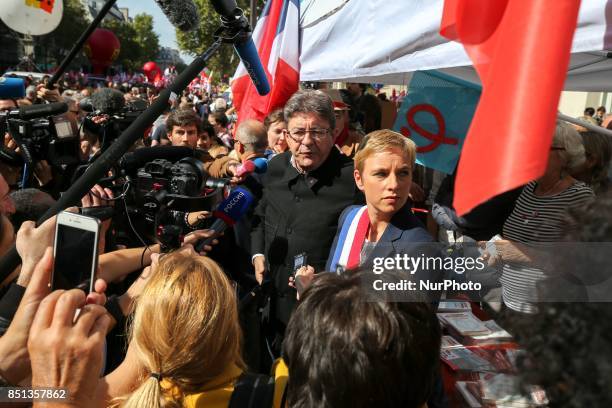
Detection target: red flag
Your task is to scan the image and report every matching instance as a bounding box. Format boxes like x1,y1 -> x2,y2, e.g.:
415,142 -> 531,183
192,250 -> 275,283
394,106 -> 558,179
440,0 -> 581,214
231,0 -> 300,125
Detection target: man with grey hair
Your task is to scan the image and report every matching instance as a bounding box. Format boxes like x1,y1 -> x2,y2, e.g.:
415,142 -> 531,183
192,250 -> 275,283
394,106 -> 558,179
251,90 -> 363,359
235,119 -> 269,161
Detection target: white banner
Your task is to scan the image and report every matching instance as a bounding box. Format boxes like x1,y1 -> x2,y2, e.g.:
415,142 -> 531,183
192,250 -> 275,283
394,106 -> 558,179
300,0 -> 612,91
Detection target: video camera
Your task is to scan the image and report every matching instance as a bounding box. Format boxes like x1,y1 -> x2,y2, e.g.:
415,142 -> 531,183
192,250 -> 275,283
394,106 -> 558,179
0,102 -> 80,168
76,146 -> 230,250
81,94 -> 148,152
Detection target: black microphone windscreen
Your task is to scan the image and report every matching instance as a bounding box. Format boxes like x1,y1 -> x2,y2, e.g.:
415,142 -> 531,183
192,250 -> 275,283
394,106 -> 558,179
120,146 -> 195,172
13,102 -> 68,121
90,88 -> 125,114
79,98 -> 93,112
155,0 -> 200,32
209,0 -> 238,19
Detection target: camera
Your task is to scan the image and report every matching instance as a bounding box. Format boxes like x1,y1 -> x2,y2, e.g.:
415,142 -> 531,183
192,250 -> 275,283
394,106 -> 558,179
82,98 -> 148,152
87,153 -> 227,250
0,108 -> 79,168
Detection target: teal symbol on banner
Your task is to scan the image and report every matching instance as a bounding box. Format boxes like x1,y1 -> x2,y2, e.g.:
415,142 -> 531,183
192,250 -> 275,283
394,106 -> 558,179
393,70 -> 481,174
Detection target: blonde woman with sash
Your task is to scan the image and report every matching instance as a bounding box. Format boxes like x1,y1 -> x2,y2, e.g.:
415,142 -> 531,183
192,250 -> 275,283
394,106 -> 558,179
292,130 -> 435,290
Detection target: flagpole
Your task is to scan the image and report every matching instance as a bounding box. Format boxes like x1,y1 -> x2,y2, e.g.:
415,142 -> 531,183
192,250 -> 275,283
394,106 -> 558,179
558,112 -> 612,137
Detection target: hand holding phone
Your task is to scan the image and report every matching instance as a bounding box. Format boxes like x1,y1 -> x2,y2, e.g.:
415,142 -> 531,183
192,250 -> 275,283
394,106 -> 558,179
293,252 -> 307,277
52,211 -> 101,292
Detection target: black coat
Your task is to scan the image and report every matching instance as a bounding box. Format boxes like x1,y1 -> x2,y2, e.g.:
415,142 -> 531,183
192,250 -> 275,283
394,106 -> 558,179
251,147 -> 364,325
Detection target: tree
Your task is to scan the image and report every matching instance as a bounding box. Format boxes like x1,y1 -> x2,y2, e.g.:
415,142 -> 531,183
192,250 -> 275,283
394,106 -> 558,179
102,13 -> 160,72
176,0 -> 254,79
132,14 -> 160,65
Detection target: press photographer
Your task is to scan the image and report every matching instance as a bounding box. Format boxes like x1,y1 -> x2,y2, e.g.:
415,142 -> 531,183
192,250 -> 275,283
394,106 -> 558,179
0,82 -> 80,196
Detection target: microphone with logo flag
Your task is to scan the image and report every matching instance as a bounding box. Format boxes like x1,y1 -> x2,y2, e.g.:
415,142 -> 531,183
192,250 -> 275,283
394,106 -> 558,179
195,186 -> 254,252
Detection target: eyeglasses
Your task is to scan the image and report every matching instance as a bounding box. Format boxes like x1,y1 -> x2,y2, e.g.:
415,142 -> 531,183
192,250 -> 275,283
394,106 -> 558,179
285,128 -> 330,142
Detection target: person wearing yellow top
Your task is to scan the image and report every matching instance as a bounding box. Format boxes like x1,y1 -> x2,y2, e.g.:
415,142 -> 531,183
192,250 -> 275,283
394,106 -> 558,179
95,248 -> 274,408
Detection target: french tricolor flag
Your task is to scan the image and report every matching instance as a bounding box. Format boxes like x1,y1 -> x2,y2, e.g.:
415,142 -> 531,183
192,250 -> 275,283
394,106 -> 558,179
231,0 -> 300,123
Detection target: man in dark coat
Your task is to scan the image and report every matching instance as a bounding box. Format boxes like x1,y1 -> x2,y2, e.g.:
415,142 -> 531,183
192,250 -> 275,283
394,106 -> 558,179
251,90 -> 363,337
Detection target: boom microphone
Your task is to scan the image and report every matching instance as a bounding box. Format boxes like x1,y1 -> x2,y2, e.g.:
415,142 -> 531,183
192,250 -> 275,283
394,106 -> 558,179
89,88 -> 126,114
155,0 -> 200,32
195,186 -> 254,252
209,0 -> 270,96
7,102 -> 68,121
119,146 -> 195,172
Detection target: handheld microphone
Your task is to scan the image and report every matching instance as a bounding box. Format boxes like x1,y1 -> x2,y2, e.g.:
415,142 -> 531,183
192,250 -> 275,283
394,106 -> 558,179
252,157 -> 268,174
155,0 -> 200,32
210,0 -> 270,96
0,77 -> 26,99
119,146 -> 195,172
7,102 -> 68,121
194,186 -> 254,252
234,160 -> 255,177
234,157 -> 268,177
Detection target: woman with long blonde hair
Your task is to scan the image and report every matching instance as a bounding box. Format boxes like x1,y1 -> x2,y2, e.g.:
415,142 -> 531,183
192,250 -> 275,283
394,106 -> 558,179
105,250 -> 246,408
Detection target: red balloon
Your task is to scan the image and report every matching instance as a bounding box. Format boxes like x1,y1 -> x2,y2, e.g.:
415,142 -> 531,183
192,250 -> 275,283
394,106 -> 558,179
142,61 -> 162,82
84,29 -> 120,75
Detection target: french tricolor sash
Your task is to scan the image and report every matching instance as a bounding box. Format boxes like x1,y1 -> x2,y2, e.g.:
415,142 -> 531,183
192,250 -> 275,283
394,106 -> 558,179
329,206 -> 370,272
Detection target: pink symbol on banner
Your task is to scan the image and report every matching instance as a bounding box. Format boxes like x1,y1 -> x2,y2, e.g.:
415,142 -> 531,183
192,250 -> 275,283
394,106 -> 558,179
400,104 -> 459,153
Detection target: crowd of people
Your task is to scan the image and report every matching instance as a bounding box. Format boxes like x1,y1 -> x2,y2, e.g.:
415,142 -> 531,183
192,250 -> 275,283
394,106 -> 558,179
0,70 -> 611,408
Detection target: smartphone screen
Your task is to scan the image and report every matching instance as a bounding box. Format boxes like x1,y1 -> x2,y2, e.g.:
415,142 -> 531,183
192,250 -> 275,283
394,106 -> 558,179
293,253 -> 307,273
53,217 -> 99,291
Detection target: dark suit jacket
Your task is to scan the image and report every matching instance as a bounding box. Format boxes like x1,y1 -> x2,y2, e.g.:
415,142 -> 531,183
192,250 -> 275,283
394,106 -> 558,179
326,204 -> 444,301
251,148 -> 364,325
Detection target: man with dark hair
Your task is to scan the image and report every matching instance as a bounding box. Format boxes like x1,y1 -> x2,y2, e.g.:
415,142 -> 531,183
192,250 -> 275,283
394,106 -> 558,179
595,106 -> 607,125
164,109 -> 239,179
579,107 -> 598,126
166,109 -> 204,148
251,90 -> 363,360
162,109 -> 242,234
282,271 -> 442,408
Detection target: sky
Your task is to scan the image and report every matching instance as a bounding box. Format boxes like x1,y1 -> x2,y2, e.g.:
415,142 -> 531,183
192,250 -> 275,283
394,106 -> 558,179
116,0 -> 194,64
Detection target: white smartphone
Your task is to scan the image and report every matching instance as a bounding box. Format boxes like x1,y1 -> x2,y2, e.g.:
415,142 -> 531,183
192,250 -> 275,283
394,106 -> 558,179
485,234 -> 503,258
52,211 -> 101,292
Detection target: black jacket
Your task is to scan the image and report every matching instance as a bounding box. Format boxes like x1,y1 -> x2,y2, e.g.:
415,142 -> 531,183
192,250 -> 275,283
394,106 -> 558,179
251,148 -> 363,324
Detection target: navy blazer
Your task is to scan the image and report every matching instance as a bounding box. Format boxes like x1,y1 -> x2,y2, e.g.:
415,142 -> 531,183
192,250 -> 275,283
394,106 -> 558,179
326,204 -> 445,301
326,204 -> 434,271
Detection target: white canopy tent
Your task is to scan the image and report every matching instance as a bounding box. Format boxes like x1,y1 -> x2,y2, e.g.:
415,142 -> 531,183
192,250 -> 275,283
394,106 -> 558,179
299,0 -> 612,91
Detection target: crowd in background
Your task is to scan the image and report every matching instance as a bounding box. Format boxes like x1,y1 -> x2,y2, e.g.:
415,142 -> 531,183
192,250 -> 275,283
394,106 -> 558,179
0,70 -> 611,407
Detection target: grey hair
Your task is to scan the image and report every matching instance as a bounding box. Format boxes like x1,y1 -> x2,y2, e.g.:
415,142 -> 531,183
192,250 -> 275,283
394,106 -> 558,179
236,119 -> 268,153
283,90 -> 336,130
553,121 -> 586,173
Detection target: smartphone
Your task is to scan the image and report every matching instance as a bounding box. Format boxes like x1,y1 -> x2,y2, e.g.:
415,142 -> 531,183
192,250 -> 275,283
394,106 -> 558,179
483,234 -> 503,258
52,211 -> 101,292
293,252 -> 307,276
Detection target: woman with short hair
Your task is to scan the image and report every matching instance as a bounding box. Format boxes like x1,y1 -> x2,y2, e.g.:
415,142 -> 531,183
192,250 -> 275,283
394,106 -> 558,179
325,129 -> 433,273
